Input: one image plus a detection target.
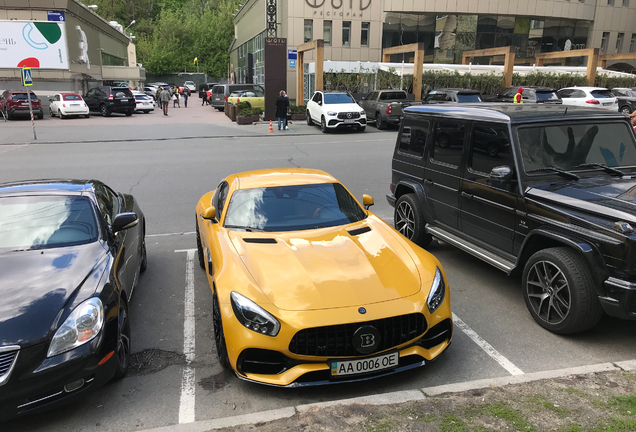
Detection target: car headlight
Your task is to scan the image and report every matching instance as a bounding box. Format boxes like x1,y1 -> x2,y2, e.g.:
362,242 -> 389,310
48,297 -> 104,357
427,268 -> 446,314
327,111 -> 337,116
231,292 -> 280,336
360,110 -> 365,115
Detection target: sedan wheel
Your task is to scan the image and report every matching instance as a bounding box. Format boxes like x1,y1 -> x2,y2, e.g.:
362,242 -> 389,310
113,302 -> 131,379
140,233 -> 147,273
196,220 -> 205,269
213,293 -> 230,369
49,107 -> 54,117
394,193 -> 431,247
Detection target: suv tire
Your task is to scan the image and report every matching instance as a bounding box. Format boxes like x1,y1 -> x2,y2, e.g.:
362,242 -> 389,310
375,113 -> 386,130
394,193 -> 432,247
522,247 -> 603,334
125,110 -> 133,116
620,105 -> 632,115
320,116 -> 328,133
100,104 -> 111,117
306,111 -> 313,126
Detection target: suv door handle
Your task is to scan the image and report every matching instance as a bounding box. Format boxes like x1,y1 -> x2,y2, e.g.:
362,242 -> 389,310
461,192 -> 473,199
424,179 -> 433,185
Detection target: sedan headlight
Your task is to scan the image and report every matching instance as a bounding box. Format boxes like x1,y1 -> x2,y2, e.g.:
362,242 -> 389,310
327,111 -> 337,116
48,297 -> 104,357
427,268 -> 446,314
231,292 -> 280,336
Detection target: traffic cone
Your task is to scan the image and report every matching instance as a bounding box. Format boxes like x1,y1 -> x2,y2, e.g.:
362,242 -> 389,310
268,120 -> 273,133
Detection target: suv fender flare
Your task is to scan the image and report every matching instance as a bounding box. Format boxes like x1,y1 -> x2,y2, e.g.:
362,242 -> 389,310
516,228 -> 609,293
393,180 -> 434,224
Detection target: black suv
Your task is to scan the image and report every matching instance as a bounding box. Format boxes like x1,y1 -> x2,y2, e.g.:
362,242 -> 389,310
83,86 -> 136,117
424,89 -> 483,103
387,104 -> 636,334
491,86 -> 561,104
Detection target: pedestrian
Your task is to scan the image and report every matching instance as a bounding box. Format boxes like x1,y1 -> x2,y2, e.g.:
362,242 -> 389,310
173,87 -> 180,108
183,87 -> 190,108
160,86 -> 171,116
155,87 -> 162,107
514,87 -> 524,104
202,89 -> 208,106
275,90 -> 290,130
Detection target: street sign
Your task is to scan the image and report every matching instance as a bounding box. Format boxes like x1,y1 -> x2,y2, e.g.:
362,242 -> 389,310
289,59 -> 296,68
21,67 -> 33,86
47,11 -> 65,22
288,49 -> 297,60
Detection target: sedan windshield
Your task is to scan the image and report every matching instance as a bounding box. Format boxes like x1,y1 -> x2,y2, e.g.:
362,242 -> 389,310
0,196 -> 98,251
224,183 -> 367,232
518,122 -> 636,173
324,94 -> 355,104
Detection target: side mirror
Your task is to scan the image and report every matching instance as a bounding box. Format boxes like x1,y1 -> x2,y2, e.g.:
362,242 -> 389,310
318,101 -> 322,106
49,98 -> 54,102
489,166 -> 513,185
361,97 -> 366,100
202,206 -> 217,220
362,194 -> 374,210
111,212 -> 138,233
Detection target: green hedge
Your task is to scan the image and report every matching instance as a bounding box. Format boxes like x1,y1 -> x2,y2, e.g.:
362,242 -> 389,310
289,104 -> 306,114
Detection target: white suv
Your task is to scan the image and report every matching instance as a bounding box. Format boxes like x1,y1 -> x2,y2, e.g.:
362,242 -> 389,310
306,91 -> 367,133
556,87 -> 618,110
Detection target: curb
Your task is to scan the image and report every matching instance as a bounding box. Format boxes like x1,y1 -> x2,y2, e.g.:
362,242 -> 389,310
136,359 -> 636,432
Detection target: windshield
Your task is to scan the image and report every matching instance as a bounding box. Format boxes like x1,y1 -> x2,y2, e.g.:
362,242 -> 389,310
456,93 -> 482,102
0,196 -> 98,251
11,93 -> 37,100
535,91 -> 559,101
324,94 -> 355,104
518,122 -> 636,174
224,183 -> 366,232
380,92 -> 407,100
591,90 -> 614,99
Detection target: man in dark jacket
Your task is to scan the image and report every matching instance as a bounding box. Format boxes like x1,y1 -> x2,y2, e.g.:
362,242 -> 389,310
275,90 -> 290,130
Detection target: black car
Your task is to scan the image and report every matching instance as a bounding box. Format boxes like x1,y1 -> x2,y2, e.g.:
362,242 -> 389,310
0,180 -> 147,419
611,88 -> 636,115
388,104 -> 636,334
424,88 -> 483,103
83,86 -> 136,117
491,86 -> 562,104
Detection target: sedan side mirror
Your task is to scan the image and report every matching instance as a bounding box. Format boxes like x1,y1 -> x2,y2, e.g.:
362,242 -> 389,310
49,99 -> 54,102
202,206 -> 217,220
111,212 -> 139,233
489,166 -> 513,186
362,194 -> 374,210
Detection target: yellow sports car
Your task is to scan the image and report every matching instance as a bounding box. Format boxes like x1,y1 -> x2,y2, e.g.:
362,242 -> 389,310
227,90 -> 265,108
195,168 -> 452,386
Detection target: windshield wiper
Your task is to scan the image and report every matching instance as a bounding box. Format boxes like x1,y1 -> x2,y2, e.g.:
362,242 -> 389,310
574,163 -> 625,177
526,166 -> 580,180
224,224 -> 271,232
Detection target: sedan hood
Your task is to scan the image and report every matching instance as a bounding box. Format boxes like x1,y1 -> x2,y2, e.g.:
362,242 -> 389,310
229,218 -> 421,311
0,242 -> 106,347
526,176 -> 636,224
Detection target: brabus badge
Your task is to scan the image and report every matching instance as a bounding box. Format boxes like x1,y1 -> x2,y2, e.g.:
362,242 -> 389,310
358,307 -> 366,314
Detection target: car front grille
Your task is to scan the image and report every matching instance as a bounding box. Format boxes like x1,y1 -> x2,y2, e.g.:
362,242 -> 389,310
289,313 -> 427,357
0,347 -> 19,385
337,112 -> 361,119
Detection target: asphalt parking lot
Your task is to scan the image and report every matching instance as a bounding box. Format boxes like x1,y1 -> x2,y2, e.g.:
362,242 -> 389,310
1,102 -> 635,431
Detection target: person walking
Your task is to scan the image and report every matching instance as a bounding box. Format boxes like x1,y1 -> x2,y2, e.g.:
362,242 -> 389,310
160,86 -> 171,116
173,87 -> 180,108
275,90 -> 290,130
155,87 -> 162,107
514,87 -> 524,104
183,87 -> 191,108
201,89 -> 208,106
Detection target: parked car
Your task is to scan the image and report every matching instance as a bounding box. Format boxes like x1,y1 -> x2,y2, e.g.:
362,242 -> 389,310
610,88 -> 636,115
210,84 -> 264,111
424,89 -> 483,104
227,89 -> 265,108
195,168 -> 452,386
0,90 -> 44,120
306,91 -> 367,133
83,86 -> 136,117
490,86 -> 561,104
557,87 -> 617,110
132,90 -> 155,114
387,104 -> 636,334
143,85 -> 159,101
48,93 -> 89,119
184,81 -> 196,92
0,179 -> 147,419
111,81 -> 132,89
359,89 -> 421,129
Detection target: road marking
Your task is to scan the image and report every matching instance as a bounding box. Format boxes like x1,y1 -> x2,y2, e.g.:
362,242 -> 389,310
175,249 -> 197,423
149,231 -> 196,238
452,312 -> 524,376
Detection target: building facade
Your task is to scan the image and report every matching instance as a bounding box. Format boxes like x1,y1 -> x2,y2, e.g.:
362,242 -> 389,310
0,0 -> 144,95
231,0 -> 636,102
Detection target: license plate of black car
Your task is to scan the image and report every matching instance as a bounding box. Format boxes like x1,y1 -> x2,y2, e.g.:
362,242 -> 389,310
330,352 -> 398,377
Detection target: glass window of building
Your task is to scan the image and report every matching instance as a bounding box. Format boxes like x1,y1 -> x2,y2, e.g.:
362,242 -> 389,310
607,0 -> 614,4
631,34 -> 636,53
324,20 -> 332,46
343,21 -> 351,47
617,33 -> 624,52
624,0 -> 630,5
304,20 -> 313,43
361,22 -> 370,47
601,32 -> 610,54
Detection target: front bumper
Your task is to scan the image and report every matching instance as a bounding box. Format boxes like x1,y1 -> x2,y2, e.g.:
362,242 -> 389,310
600,277 -> 636,320
326,117 -> 367,129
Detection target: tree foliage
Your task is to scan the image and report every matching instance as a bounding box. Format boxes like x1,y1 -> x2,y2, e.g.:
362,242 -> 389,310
80,0 -> 239,77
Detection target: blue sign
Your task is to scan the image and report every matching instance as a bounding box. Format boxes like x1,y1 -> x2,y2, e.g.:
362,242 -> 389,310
288,50 -> 297,60
289,59 -> 296,68
22,67 -> 33,87
47,11 -> 65,22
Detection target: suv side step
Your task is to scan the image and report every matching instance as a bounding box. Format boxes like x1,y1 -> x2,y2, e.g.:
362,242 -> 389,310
426,225 -> 515,274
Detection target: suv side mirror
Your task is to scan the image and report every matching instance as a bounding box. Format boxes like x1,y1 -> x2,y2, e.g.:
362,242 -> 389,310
489,166 -> 513,186
111,212 -> 139,233
362,194 -> 374,210
202,206 -> 217,220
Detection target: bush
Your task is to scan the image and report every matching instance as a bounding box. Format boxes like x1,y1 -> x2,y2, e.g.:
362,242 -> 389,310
238,107 -> 253,117
236,101 -> 250,110
251,107 -> 263,116
289,104 -> 306,114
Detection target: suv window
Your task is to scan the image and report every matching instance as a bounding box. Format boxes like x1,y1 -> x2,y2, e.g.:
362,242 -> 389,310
398,118 -> 429,157
430,120 -> 465,167
535,91 -> 559,101
456,93 -> 482,102
212,86 -> 224,94
312,92 -> 322,103
591,90 -> 614,99
470,123 -> 513,175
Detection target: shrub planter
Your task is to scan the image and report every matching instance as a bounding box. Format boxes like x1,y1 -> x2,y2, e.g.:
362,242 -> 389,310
251,114 -> 261,123
230,105 -> 237,122
291,113 -> 307,121
236,116 -> 253,125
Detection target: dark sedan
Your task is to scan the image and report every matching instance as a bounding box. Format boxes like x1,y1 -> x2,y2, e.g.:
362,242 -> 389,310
0,180 -> 147,419
611,88 -> 636,115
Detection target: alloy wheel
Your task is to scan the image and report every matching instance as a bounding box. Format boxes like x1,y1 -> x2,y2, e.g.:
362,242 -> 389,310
212,294 -> 230,368
621,106 -> 632,115
396,200 -> 415,240
117,304 -> 131,370
526,260 -> 571,325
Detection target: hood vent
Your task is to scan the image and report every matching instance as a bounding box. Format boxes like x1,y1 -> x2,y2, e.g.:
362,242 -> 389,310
347,226 -> 371,236
243,238 -> 277,244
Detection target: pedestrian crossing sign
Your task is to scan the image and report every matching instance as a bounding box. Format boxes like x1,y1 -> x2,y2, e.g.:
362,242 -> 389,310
22,67 -> 33,87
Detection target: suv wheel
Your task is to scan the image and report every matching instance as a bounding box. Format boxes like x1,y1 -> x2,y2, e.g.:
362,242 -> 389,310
100,104 -> 111,117
522,247 -> 603,334
125,110 -> 133,116
320,116 -> 328,133
620,105 -> 632,115
306,111 -> 313,125
375,113 -> 386,130
394,193 -> 432,247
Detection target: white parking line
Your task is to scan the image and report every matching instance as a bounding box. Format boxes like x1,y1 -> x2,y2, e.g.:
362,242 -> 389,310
148,231 -> 196,238
452,313 -> 524,376
175,249 -> 197,423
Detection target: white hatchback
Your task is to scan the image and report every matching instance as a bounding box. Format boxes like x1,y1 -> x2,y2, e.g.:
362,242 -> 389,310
132,91 -> 155,113
306,91 -> 367,133
556,87 -> 618,110
48,93 -> 89,119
